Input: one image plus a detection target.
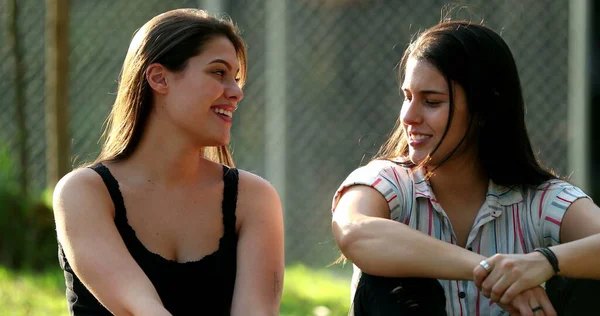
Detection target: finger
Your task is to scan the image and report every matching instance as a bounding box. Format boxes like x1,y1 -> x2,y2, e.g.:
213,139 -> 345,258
497,302 -> 519,315
473,259 -> 492,289
512,292 -> 534,316
490,273 -> 513,303
481,270 -> 501,298
517,301 -> 535,316
528,296 -> 544,316
500,280 -> 525,305
473,265 -> 487,289
536,290 -> 557,316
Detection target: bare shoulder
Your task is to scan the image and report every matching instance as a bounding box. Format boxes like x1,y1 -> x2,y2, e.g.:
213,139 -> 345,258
237,169 -> 280,202
53,167 -> 108,207
236,169 -> 282,222
52,167 -> 115,236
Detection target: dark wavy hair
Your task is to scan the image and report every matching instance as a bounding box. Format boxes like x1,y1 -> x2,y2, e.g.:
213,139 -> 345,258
374,20 -> 556,187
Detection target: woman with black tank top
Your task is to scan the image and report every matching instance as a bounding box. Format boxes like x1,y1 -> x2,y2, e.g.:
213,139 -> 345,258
52,9 -> 284,315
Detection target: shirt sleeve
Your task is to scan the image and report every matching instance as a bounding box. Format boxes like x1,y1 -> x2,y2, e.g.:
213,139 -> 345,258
531,180 -> 591,247
331,160 -> 411,222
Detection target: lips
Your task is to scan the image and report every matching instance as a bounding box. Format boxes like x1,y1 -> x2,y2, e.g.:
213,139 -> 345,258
211,104 -> 236,123
408,132 -> 432,147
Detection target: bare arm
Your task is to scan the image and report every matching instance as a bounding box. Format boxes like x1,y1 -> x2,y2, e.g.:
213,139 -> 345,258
53,169 -> 171,316
230,171 -> 284,316
473,197 -> 600,308
552,197 -> 600,279
332,185 -> 484,280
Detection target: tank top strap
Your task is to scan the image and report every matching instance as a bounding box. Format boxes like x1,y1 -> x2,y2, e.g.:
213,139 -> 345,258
221,165 -> 239,241
89,163 -> 128,225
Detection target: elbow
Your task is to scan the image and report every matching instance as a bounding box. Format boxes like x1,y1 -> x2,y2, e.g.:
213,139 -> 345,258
332,218 -> 388,275
332,218 -> 372,261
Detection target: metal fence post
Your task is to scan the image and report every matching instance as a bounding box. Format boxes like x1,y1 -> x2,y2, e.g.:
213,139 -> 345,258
265,0 -> 287,209
568,0 -> 591,191
198,0 -> 223,15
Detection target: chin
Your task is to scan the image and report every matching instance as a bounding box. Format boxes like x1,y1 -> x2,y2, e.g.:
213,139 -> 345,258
215,136 -> 231,147
408,152 -> 427,165
206,131 -> 231,147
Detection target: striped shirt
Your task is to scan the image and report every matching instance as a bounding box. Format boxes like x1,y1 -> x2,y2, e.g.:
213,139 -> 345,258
331,159 -> 590,316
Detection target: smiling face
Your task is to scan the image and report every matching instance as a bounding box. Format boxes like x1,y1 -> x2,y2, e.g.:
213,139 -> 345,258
153,35 -> 244,147
400,57 -> 474,167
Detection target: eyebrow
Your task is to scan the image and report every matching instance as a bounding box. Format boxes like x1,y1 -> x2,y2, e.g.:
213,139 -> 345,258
421,90 -> 447,95
401,88 -> 448,95
208,59 -> 239,73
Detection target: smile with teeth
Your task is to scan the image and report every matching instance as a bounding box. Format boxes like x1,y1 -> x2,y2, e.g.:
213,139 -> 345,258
212,108 -> 233,118
411,134 -> 431,141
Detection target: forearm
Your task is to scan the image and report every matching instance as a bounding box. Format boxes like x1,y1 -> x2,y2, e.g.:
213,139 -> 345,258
335,217 -> 484,280
128,302 -> 172,316
230,289 -> 281,316
551,233 -> 600,279
232,306 -> 278,316
106,293 -> 171,316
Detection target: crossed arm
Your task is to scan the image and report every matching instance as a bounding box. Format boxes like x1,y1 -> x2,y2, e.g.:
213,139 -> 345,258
473,197 -> 600,309
332,185 -> 560,315
332,185 -> 484,280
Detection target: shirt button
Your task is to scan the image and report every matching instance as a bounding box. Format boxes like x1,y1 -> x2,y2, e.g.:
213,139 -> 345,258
459,292 -> 466,299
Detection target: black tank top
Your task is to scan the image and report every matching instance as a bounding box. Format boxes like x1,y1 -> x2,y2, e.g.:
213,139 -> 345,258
58,163 -> 239,315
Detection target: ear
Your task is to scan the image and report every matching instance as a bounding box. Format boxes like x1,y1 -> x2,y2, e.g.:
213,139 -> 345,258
146,63 -> 169,94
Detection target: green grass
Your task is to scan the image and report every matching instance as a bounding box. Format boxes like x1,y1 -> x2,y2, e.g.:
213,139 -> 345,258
281,264 -> 351,316
0,264 -> 350,316
0,267 -> 67,315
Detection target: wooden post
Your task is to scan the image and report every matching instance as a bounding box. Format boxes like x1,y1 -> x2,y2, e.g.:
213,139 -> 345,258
45,0 -> 70,189
5,0 -> 28,196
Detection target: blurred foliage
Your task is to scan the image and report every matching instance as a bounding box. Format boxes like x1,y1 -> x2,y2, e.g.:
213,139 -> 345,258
0,142 -> 57,271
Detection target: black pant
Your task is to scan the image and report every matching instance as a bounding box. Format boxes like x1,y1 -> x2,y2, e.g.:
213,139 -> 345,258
351,273 -> 600,316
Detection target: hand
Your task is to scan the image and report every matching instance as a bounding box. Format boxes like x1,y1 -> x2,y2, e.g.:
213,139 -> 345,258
495,286 -> 556,316
473,252 -> 554,305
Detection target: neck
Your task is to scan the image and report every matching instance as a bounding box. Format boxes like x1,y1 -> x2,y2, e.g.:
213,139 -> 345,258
118,112 -> 211,186
427,154 -> 488,203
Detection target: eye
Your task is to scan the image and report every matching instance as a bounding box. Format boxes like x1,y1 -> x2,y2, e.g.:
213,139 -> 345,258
213,69 -> 226,77
425,100 -> 442,106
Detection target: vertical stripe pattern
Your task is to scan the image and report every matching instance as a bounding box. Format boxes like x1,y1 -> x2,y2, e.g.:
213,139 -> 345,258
332,160 -> 590,316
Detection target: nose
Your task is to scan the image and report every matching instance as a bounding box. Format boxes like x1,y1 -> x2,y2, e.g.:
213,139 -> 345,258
400,98 -> 422,126
224,82 -> 244,103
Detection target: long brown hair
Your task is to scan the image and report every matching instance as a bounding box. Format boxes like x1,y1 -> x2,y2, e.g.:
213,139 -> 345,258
94,9 -> 247,167
375,20 -> 556,187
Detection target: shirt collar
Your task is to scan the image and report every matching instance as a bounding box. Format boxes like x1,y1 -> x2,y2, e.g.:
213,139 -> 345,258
412,168 -> 523,209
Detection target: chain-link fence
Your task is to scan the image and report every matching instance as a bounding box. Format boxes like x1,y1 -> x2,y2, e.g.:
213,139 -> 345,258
0,0 -> 571,269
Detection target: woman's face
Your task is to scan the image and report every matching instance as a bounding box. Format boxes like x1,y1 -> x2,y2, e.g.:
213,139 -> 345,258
400,57 -> 474,167
159,36 -> 244,147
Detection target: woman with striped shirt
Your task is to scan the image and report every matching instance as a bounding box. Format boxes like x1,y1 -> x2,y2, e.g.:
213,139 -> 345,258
331,20 -> 600,316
